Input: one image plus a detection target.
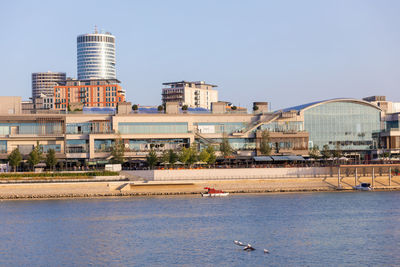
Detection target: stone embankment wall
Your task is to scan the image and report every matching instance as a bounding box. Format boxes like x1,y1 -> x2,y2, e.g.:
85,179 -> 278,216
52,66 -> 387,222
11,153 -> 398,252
123,167 -> 335,181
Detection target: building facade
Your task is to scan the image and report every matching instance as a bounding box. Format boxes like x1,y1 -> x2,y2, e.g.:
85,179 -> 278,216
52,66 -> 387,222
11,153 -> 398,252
0,102 -> 308,165
282,99 -> 382,157
32,72 -> 66,99
77,31 -> 116,80
53,79 -> 125,110
0,97 -> 388,165
162,81 -> 218,109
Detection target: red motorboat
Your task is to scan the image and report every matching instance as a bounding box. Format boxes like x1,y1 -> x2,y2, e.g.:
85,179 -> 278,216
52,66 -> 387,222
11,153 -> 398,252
201,187 -> 229,197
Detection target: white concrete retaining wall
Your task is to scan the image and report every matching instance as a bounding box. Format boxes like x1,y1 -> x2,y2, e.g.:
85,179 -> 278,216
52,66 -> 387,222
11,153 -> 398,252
124,167 -> 333,181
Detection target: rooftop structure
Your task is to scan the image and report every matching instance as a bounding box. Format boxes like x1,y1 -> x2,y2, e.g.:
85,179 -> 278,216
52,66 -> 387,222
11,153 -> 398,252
162,81 -> 218,109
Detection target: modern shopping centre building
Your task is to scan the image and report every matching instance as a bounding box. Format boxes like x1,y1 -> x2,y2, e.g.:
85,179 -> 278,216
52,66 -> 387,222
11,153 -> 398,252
0,96 -> 398,165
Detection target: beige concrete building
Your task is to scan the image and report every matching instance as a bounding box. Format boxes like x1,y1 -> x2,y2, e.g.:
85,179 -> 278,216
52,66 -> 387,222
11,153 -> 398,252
0,101 -> 308,165
162,81 -> 218,109
0,97 -> 22,115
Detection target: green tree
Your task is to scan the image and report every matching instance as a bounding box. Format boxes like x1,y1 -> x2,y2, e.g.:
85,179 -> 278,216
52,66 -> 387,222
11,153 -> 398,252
168,149 -> 178,165
220,135 -> 233,157
321,144 -> 331,159
111,136 -> 125,164
182,105 -> 188,111
206,145 -> 217,165
28,143 -> 43,170
253,105 -> 259,112
157,105 -> 164,113
45,148 -> 57,170
331,143 -> 342,158
146,149 -> 158,169
199,149 -> 210,163
132,104 -> 139,112
260,130 -> 271,155
179,146 -> 198,166
160,150 -> 169,165
309,145 -> 320,159
179,147 -> 190,164
58,160 -> 64,170
8,148 -> 22,172
187,146 -> 198,166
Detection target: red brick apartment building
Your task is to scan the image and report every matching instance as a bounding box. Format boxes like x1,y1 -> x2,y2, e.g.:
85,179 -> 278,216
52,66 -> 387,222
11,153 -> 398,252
54,79 -> 125,110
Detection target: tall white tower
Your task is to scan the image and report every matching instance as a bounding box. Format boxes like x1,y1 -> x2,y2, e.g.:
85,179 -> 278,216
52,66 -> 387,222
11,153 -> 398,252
77,29 -> 116,80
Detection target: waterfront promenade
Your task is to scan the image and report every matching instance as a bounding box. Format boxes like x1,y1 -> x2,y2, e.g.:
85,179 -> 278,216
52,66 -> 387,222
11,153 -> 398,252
0,171 -> 399,199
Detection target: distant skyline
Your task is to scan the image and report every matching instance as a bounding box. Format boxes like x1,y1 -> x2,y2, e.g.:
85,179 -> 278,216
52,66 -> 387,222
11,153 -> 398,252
1,0 -> 399,110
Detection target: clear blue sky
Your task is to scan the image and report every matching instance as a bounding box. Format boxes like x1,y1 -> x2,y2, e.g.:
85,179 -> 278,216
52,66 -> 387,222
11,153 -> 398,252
1,0 -> 399,110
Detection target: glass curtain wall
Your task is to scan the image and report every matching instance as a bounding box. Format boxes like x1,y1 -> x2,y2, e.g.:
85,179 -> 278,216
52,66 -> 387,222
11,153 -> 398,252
195,122 -> 247,134
304,102 -> 381,150
0,122 -> 63,135
0,141 -> 6,153
118,122 -> 188,134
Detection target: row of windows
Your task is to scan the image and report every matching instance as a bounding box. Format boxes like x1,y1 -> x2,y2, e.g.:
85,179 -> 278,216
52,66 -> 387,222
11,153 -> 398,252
77,68 -> 116,72
77,47 -> 115,53
0,123 -> 62,135
119,122 -> 188,134
77,63 -> 116,68
78,54 -> 115,59
78,47 -> 115,51
77,52 -> 115,57
77,35 -> 115,43
56,86 -> 118,92
78,43 -> 115,48
195,122 -> 247,134
0,142 -> 61,154
260,121 -> 304,133
66,122 -> 112,134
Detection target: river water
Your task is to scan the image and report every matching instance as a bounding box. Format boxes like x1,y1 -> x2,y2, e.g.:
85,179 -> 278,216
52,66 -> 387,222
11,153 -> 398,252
0,192 -> 399,266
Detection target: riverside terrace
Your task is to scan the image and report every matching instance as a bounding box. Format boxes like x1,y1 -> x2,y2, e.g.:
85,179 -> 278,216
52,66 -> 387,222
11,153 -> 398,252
0,97 -> 395,167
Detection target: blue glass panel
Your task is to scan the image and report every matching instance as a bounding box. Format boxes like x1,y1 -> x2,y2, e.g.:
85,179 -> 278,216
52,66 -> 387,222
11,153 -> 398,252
119,123 -> 188,134
304,102 -> 381,150
195,122 -> 247,134
0,140 -> 6,153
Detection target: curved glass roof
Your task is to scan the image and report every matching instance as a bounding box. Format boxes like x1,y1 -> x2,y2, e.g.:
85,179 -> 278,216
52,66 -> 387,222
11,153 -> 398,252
278,98 -> 380,113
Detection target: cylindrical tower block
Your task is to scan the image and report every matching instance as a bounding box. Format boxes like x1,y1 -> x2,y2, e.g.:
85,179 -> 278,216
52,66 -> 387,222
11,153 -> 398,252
77,32 -> 116,80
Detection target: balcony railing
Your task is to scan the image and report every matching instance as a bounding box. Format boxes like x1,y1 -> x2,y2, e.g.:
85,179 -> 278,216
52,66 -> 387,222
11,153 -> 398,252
66,146 -> 89,153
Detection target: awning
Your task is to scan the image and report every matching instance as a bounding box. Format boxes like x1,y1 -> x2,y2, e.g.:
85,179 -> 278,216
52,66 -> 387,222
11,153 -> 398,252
271,156 -> 291,161
253,156 -> 273,162
286,155 -> 305,161
270,155 -> 305,161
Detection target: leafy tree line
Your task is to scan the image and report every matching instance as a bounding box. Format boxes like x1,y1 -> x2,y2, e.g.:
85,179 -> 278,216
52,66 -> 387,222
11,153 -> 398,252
146,145 -> 217,169
308,144 -> 343,159
7,143 -> 58,172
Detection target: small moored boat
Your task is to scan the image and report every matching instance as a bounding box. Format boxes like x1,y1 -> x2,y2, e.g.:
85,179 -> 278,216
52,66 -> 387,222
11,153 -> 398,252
354,183 -> 372,191
201,187 -> 229,197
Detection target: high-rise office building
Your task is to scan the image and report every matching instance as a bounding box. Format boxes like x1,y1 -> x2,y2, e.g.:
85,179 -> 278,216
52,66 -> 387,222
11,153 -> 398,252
77,29 -> 116,80
32,72 -> 66,99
